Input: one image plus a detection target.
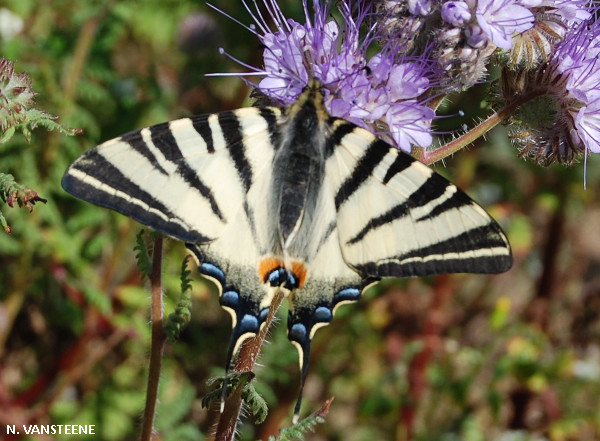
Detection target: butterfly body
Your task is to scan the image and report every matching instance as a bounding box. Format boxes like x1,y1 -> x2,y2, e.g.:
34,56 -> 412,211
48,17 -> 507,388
62,79 -> 512,417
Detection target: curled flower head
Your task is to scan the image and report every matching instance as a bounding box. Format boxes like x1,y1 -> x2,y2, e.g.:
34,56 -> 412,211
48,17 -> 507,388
220,0 -> 436,152
505,17 -> 600,166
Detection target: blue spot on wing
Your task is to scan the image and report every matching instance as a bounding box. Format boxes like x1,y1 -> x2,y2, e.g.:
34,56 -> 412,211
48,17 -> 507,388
333,287 -> 361,304
259,308 -> 269,322
240,314 -> 260,333
289,323 -> 307,341
221,291 -> 240,308
314,306 -> 332,322
267,268 -> 288,286
199,262 -> 226,285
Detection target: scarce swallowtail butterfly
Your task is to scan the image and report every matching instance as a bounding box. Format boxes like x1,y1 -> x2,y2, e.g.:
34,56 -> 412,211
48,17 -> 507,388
62,78 -> 512,418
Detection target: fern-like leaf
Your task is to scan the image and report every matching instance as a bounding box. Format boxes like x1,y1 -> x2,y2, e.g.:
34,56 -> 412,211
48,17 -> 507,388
267,397 -> 334,441
241,382 -> 268,424
0,58 -> 79,143
201,372 -> 255,410
165,256 -> 193,342
0,172 -> 47,233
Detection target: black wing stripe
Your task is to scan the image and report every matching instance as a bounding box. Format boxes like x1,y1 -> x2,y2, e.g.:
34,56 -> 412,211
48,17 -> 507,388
191,114 -> 215,153
346,201 -> 410,245
150,123 -> 182,161
149,124 -> 226,222
397,226 -> 509,257
405,173 -> 449,207
63,151 -> 210,243
325,121 -> 355,159
317,220 -> 337,249
218,111 -> 253,193
259,107 -> 282,150
382,153 -> 414,184
357,254 -> 513,277
335,139 -> 389,210
354,226 -> 512,276
121,130 -> 169,175
415,190 -> 473,222
243,199 -> 264,255
347,174 -> 460,245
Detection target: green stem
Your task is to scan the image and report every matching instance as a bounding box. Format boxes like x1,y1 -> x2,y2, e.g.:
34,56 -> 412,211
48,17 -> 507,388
140,235 -> 165,441
415,92 -> 542,165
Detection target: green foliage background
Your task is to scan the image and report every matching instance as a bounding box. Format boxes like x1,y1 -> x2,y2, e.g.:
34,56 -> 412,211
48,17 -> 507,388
1,1 -> 599,440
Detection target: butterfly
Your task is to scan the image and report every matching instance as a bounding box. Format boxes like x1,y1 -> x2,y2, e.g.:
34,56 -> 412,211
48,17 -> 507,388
62,78 -> 512,419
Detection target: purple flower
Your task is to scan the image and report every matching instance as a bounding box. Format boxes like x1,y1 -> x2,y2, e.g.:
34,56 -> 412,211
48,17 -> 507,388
441,1 -> 472,27
385,101 -> 435,151
408,0 -> 434,16
387,63 -> 430,101
554,22 -> 600,154
476,0 -> 534,49
517,0 -> 542,7
465,23 -> 488,49
227,0 -> 436,152
508,17 -> 600,166
553,0 -> 592,24
575,97 -> 600,154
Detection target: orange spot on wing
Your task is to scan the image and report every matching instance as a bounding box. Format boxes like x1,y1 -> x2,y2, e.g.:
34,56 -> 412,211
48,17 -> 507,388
258,257 -> 284,282
290,262 -> 308,288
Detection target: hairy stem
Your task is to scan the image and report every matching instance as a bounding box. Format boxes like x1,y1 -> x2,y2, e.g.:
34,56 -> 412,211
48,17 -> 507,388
213,290 -> 286,441
140,235 -> 165,441
415,92 -> 542,165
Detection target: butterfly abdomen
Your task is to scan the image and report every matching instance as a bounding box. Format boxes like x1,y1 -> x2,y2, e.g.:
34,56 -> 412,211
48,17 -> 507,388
268,83 -> 331,255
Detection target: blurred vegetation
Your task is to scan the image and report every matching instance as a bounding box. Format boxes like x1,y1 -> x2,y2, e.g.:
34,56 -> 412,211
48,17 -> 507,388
0,1 -> 599,440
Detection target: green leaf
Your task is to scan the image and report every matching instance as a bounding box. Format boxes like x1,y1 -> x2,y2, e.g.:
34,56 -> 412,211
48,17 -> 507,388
267,398 -> 333,441
165,256 -> 193,342
242,382 -> 268,424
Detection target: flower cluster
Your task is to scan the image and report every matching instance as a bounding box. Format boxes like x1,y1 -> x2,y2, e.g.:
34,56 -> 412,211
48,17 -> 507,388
374,0 -> 536,87
217,0 -> 599,165
246,0 -> 435,151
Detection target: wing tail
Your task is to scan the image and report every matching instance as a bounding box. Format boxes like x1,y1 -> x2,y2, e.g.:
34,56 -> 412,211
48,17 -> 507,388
287,283 -> 365,421
187,244 -> 271,408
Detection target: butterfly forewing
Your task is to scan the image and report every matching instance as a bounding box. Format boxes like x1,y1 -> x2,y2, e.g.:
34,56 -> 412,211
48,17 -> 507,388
62,107 -> 281,244
326,120 -> 512,277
